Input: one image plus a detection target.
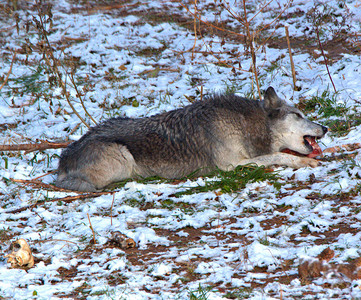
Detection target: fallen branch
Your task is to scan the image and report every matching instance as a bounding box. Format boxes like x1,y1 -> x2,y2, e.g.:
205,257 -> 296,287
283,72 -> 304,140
0,140 -> 72,153
11,178 -> 63,191
10,179 -> 112,198
5,188 -> 113,214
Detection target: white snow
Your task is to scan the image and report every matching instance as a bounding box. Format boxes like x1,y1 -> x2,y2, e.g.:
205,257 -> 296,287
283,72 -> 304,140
1,0 -> 361,299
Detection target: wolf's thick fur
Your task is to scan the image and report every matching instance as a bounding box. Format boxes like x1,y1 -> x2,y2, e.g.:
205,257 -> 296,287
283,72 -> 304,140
56,87 -> 327,191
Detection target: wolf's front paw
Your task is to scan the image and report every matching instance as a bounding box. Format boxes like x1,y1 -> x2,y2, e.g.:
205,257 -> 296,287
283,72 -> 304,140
299,157 -> 319,168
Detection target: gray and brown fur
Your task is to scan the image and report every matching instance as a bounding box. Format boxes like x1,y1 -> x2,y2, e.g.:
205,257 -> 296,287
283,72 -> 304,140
56,87 -> 327,192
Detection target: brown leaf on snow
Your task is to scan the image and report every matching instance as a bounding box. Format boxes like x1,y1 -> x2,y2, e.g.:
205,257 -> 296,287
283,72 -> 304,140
317,247 -> 335,261
323,143 -> 361,153
298,259 -> 330,282
108,231 -> 136,249
298,247 -> 334,282
298,247 -> 361,283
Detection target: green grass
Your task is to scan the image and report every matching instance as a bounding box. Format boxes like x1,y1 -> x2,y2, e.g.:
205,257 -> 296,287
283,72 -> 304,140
10,65 -> 48,95
174,165 -> 281,197
110,165 -> 280,199
301,90 -> 348,118
323,113 -> 361,137
188,284 -> 214,300
258,233 -> 270,246
298,90 -> 361,137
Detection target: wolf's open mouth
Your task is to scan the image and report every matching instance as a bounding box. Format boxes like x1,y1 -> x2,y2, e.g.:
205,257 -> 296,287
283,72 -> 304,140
282,136 -> 323,158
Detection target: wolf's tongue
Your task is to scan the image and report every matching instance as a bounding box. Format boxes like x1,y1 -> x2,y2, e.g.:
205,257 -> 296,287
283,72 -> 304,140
305,136 -> 323,158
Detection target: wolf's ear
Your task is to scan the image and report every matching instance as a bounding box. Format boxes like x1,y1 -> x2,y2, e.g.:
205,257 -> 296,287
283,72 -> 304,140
264,87 -> 284,109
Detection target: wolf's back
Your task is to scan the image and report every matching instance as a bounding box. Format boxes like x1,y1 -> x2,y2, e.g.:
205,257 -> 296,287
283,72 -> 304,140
56,94 -> 269,191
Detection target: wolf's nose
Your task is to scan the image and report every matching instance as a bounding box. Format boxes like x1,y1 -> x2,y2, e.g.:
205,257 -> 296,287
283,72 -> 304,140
322,126 -> 328,134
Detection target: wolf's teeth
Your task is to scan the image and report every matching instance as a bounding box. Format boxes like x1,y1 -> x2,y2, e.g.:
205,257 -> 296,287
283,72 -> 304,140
304,136 -> 323,158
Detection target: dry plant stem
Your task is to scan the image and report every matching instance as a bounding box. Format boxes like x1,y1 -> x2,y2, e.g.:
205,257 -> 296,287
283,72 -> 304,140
0,52 -> 16,91
68,122 -> 81,137
218,0 -> 292,51
242,0 -> 261,99
249,0 -> 274,23
87,213 -> 96,244
110,193 -> 115,226
34,4 -> 90,128
0,140 -> 71,153
38,239 -> 79,246
220,4 -> 245,26
87,2 -> 141,13
69,73 -> 97,125
38,239 -> 81,251
191,0 -> 198,60
316,28 -> 337,93
173,49 -> 249,73
198,85 -> 203,101
254,0 -> 293,35
285,26 -> 297,90
33,170 -> 56,180
178,1 -> 246,39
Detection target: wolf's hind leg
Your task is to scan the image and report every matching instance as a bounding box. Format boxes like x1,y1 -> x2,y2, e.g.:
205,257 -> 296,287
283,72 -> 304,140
56,173 -> 97,192
56,143 -> 136,192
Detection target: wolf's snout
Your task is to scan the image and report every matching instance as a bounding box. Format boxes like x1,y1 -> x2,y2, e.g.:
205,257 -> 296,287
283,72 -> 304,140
321,125 -> 328,135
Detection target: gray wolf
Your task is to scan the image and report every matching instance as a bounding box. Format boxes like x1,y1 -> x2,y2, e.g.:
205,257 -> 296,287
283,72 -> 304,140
56,87 -> 328,192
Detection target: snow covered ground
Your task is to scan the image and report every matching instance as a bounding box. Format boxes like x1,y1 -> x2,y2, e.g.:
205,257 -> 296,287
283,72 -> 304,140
1,0 -> 361,298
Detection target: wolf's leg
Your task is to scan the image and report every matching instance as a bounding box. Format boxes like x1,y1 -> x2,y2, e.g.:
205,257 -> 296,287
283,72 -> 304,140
231,152 -> 319,169
56,173 -> 98,192
56,144 -> 136,192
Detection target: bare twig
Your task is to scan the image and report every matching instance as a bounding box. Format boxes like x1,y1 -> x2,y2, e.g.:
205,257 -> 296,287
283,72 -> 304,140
0,52 -> 16,91
242,0 -> 261,99
315,28 -> 337,93
172,48 -> 249,72
197,85 -> 203,101
69,73 -> 97,125
34,2 -> 91,128
0,140 -> 71,153
177,1 -> 246,39
68,122 -> 82,138
110,193 -> 115,226
33,170 -> 56,180
87,213 -> 96,244
11,178 -> 70,192
285,26 -> 298,91
37,239 -> 79,245
87,1 -> 142,13
249,0 -> 275,23
254,0 -> 293,35
191,0 -> 198,61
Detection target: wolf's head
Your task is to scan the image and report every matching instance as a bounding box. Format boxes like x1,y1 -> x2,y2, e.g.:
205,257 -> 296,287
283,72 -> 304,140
264,87 -> 328,158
